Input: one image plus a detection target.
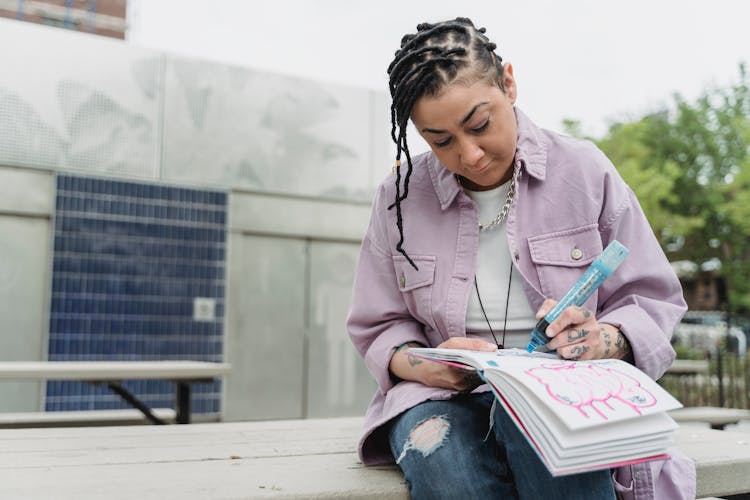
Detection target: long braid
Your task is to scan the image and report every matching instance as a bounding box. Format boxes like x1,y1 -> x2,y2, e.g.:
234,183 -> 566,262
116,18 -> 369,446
388,68 -> 439,209
386,17 -> 504,269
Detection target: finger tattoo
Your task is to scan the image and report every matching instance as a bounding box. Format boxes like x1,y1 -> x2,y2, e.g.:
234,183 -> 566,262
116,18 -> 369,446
569,345 -> 590,360
567,328 -> 589,342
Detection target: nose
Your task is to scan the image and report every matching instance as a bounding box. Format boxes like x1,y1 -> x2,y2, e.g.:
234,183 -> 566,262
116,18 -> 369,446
459,139 -> 484,167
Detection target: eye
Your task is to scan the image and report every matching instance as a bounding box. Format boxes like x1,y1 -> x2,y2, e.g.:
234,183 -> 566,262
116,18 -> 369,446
471,119 -> 490,133
434,137 -> 452,148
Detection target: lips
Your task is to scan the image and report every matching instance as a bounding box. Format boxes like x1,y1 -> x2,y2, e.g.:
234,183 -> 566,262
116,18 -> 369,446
468,161 -> 492,174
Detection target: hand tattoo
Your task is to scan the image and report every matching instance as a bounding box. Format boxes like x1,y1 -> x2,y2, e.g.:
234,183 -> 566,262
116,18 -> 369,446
407,354 -> 423,367
602,328 -> 612,357
615,331 -> 632,358
599,326 -> 632,360
395,342 -> 423,367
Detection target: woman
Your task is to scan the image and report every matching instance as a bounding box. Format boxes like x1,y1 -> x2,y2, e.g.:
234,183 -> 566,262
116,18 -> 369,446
347,17 -> 694,499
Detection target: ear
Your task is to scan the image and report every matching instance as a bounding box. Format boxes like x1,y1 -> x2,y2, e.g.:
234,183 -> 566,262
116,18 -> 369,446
501,63 -> 517,104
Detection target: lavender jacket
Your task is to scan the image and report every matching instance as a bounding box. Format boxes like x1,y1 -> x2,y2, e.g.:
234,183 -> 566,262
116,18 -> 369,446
347,108 -> 695,499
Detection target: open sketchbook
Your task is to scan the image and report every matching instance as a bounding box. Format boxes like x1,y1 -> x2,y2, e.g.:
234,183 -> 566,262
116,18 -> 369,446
409,348 -> 682,477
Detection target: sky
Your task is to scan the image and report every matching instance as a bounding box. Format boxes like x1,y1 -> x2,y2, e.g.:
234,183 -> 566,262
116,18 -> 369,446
126,0 -> 750,137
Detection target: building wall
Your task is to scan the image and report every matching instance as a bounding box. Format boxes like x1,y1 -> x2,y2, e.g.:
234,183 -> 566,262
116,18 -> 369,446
0,0 -> 127,39
0,18 -> 384,419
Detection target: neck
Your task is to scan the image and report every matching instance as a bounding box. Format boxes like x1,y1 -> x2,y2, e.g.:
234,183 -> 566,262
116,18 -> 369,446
458,160 -> 515,192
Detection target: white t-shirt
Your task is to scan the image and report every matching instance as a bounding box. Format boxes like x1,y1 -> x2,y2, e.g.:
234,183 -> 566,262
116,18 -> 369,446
464,182 -> 537,348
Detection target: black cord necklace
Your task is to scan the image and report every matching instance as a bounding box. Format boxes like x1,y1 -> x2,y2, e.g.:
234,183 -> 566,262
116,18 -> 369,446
474,259 -> 514,349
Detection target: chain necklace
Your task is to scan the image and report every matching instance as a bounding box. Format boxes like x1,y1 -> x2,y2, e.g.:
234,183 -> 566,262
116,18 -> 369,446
478,164 -> 522,232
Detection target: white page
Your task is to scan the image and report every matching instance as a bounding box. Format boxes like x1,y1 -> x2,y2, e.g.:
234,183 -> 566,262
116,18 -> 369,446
414,348 -> 682,431
486,370 -> 678,448
488,377 -> 674,460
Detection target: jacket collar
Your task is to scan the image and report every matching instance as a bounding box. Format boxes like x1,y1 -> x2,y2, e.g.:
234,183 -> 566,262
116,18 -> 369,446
427,107 -> 548,211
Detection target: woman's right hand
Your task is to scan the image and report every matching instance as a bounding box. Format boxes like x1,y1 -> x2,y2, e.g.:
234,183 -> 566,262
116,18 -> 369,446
389,337 -> 497,392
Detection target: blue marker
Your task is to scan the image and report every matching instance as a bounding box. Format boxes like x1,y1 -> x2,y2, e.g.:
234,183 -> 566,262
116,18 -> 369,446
526,240 -> 629,353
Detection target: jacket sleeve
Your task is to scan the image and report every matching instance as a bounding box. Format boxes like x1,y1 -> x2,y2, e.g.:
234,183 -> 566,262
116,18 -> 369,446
346,184 -> 429,395
595,159 -> 687,380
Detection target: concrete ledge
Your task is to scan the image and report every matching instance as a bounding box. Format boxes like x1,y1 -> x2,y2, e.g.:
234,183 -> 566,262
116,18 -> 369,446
678,426 -> 750,498
0,417 -> 748,499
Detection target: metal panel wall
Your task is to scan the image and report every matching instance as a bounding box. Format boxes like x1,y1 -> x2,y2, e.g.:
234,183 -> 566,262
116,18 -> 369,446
306,241 -> 376,418
224,234 -> 307,420
0,167 -> 54,411
0,216 -> 51,410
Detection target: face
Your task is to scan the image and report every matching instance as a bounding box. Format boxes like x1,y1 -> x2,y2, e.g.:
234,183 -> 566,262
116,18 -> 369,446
410,64 -> 518,191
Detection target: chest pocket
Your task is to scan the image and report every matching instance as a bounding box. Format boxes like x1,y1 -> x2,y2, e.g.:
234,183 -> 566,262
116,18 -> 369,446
528,224 -> 603,309
393,255 -> 436,325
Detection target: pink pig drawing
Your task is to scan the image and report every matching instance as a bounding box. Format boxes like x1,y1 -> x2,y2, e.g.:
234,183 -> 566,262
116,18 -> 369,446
526,362 -> 657,420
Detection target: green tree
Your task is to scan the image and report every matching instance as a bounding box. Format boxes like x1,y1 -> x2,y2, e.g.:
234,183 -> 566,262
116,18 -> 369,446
572,64 -> 750,313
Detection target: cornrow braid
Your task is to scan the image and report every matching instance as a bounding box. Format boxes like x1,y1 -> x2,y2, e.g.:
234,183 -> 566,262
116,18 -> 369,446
386,17 -> 504,270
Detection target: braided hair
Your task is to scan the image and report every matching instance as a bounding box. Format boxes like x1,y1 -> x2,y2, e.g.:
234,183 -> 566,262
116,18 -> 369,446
387,17 -> 504,270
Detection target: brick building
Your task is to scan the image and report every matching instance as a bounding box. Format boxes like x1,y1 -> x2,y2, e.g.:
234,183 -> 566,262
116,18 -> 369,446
0,0 -> 127,39
672,260 -> 727,311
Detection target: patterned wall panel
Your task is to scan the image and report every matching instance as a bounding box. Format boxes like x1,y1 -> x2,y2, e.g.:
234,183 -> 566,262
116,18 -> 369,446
0,19 -> 390,201
0,19 -> 162,178
47,174 -> 227,413
161,57 -> 373,200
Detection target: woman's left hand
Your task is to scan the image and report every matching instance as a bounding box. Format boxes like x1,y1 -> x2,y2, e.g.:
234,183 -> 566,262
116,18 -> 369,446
536,299 -> 631,361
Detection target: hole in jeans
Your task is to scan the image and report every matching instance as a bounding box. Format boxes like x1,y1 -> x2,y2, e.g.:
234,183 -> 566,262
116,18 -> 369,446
395,415 -> 450,464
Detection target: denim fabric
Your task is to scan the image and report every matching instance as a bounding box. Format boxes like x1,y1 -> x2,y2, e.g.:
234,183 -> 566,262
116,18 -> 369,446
389,392 -> 615,500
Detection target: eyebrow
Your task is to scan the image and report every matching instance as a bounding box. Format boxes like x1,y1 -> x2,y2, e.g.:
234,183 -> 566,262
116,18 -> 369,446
421,101 -> 489,134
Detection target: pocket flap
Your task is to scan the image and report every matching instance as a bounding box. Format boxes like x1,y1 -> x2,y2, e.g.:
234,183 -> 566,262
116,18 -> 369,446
392,255 -> 436,291
528,225 -> 602,267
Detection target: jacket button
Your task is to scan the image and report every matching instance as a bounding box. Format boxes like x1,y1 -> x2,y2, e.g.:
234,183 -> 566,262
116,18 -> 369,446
571,248 -> 583,260
399,274 -> 406,288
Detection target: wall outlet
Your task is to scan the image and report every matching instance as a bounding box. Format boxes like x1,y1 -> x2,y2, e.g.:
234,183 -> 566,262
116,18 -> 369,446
193,297 -> 216,321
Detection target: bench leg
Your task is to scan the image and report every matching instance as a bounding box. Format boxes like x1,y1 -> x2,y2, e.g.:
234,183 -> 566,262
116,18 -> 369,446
176,382 -> 191,424
106,382 -> 167,425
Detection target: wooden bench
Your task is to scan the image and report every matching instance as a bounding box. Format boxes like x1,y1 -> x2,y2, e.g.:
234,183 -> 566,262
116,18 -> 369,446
0,360 -> 230,424
0,408 -> 177,428
1,416 -> 749,499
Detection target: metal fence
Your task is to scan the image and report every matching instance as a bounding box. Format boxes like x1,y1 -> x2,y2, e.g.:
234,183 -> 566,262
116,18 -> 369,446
660,350 -> 750,409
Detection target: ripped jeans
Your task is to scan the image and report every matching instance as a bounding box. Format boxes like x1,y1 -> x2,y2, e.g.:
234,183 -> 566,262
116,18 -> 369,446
388,392 -> 616,500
